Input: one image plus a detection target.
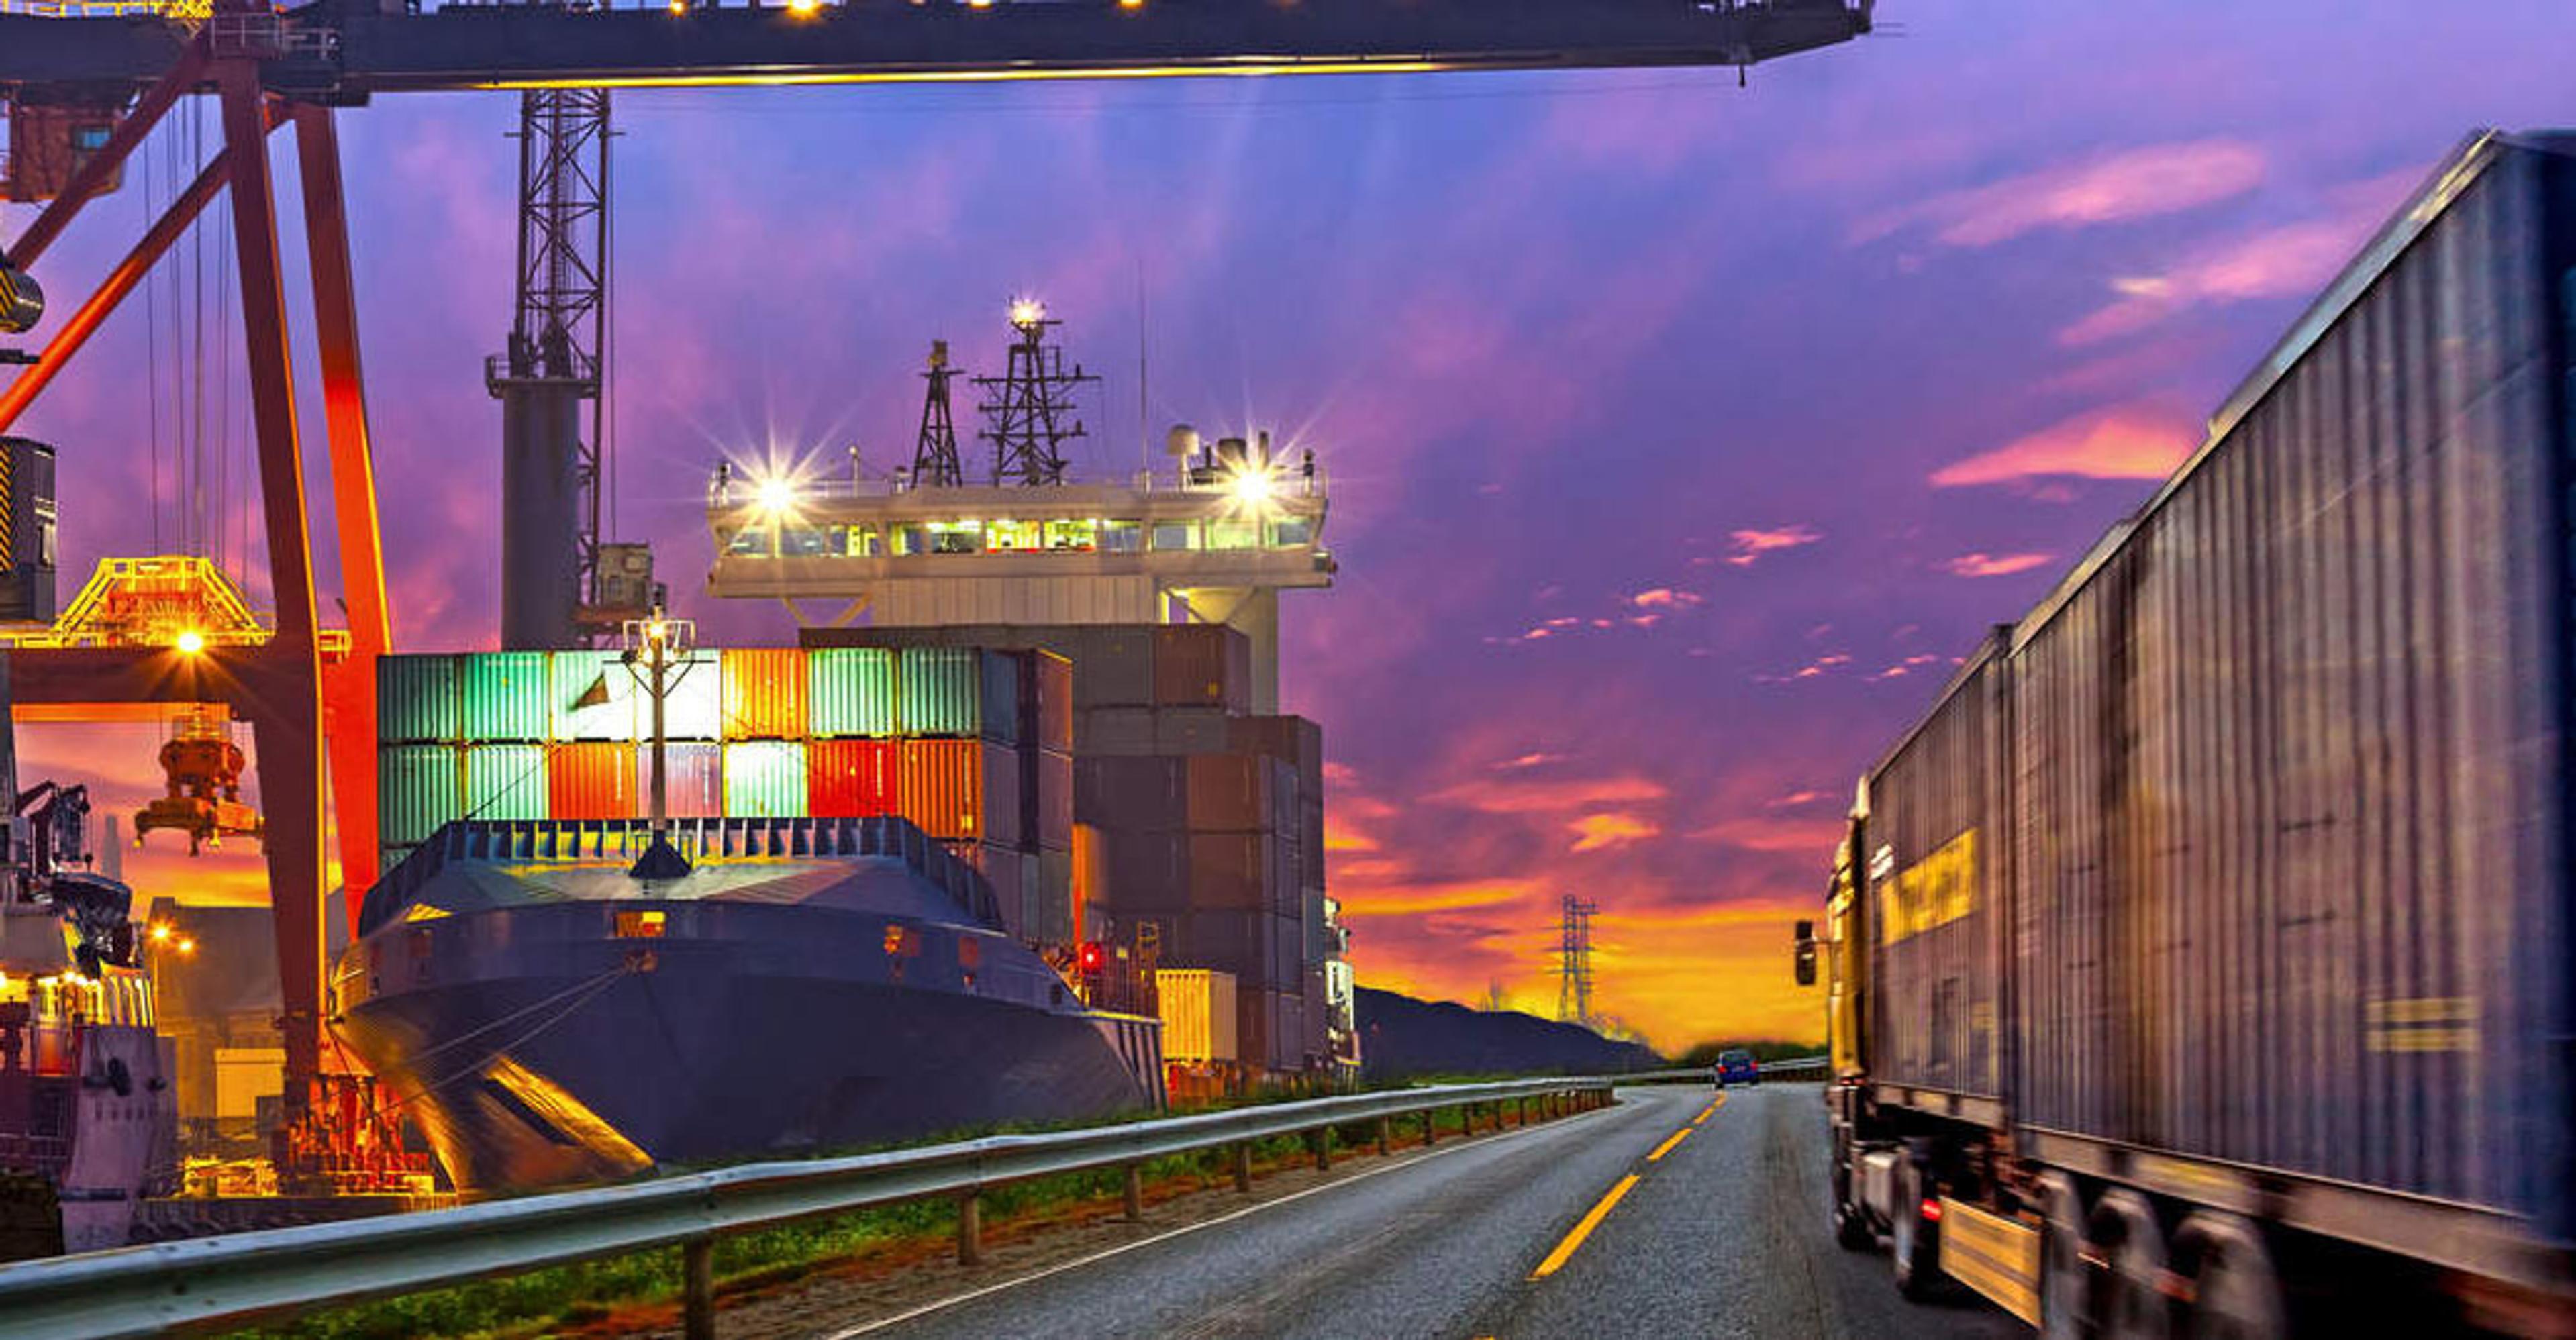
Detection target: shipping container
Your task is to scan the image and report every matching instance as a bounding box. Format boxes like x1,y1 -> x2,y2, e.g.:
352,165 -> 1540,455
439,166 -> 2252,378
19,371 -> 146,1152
1187,832 -> 1278,910
653,650 -> 724,741
1861,630 -> 2007,1101
634,741 -> 724,819
897,738 -> 1020,844
1183,755 -> 1276,833
1156,969 -> 1240,1064
891,646 -> 1026,742
1040,846 -> 1076,947
1226,714 -> 1323,803
722,741 -> 808,817
377,656 -> 460,744
462,743 -> 549,822
1032,750 -> 1074,851
378,744 -> 462,848
807,647 -> 898,738
1025,650 -> 1075,754
458,653 -> 551,742
546,741 -> 638,820
1100,829 -> 1188,911
1075,756 -> 1186,833
1151,625 -> 1250,713
1153,708 -> 1231,756
1067,627 -> 1155,711
1076,706 -> 1158,758
720,648 -> 808,739
1819,134 -> 2576,1321
549,650 -> 638,742
807,738 -> 897,818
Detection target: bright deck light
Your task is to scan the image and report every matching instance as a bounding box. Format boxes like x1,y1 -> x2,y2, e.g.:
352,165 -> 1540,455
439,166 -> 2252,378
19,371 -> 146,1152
175,629 -> 206,655
755,477 -> 798,515
1228,467 -> 1277,507
1009,297 -> 1046,327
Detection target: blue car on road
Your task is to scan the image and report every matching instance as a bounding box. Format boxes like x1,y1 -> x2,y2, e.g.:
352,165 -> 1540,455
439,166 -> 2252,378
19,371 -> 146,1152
1714,1049 -> 1759,1088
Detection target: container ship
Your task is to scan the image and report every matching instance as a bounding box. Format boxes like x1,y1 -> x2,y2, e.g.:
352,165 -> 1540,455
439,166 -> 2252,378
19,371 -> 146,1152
334,633 -> 1162,1189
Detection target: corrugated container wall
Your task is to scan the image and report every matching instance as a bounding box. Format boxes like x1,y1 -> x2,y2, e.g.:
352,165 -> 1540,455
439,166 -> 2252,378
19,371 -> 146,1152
654,651 -> 724,741
547,741 -> 637,819
463,743 -> 549,821
550,650 -> 637,742
636,742 -> 724,819
459,652 -> 550,742
1979,136 -> 2574,1235
899,739 -> 1022,845
1863,631 -> 2008,1102
377,656 -> 460,743
379,745 -> 461,848
897,647 -> 983,738
807,648 -> 897,738
1156,969 -> 1240,1064
723,741 -> 809,817
1152,625 -> 1250,713
721,648 -> 807,739
807,739 -> 897,817
1026,651 -> 1075,754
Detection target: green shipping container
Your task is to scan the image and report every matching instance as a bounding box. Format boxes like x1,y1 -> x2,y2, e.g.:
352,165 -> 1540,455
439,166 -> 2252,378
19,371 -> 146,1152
899,646 -> 982,737
464,743 -> 550,821
551,650 -> 639,742
377,656 -> 460,744
807,648 -> 898,738
654,650 -> 724,741
379,745 -> 462,848
460,652 -> 552,741
723,741 -> 808,817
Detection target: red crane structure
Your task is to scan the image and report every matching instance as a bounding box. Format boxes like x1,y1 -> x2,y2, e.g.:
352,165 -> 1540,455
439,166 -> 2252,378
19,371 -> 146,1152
0,0 -> 1871,1190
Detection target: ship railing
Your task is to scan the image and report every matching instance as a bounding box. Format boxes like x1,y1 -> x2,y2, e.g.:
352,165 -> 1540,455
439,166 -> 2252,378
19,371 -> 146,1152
0,1075 -> 1617,1340
358,817 -> 1002,937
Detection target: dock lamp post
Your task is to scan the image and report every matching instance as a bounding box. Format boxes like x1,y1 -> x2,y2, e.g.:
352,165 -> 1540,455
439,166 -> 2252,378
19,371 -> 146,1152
622,607 -> 697,880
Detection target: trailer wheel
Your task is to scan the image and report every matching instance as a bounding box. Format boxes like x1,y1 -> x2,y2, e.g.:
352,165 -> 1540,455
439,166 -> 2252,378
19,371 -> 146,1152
1891,1154 -> 1942,1299
2091,1189 -> 2172,1340
1830,1133 -> 1874,1250
2173,1213 -> 2285,1340
2038,1172 -> 2090,1340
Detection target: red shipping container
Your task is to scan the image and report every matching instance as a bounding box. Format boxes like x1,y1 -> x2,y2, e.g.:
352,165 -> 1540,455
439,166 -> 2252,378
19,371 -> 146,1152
900,738 -> 1017,842
721,647 -> 808,739
634,742 -> 724,819
548,742 -> 638,819
809,739 -> 898,818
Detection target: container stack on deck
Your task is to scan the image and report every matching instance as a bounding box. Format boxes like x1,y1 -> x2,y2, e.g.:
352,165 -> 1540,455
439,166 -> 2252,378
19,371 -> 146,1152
804,623 -> 1342,1082
375,646 -> 1077,944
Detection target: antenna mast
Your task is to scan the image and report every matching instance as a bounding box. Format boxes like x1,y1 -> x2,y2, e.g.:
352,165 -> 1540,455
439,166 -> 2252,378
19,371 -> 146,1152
975,299 -> 1097,486
912,339 -> 964,487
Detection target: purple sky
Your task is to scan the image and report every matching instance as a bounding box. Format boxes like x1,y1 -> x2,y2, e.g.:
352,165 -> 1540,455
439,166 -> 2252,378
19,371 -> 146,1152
7,1 -> 2571,1049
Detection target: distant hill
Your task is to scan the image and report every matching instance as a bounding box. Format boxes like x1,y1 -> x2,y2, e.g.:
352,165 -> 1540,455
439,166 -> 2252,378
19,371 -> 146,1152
1355,987 -> 1661,1081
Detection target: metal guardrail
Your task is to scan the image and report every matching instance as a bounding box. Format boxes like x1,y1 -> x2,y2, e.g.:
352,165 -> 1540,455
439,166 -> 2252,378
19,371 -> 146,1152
1614,1055 -> 1831,1084
0,1075 -> 1614,1340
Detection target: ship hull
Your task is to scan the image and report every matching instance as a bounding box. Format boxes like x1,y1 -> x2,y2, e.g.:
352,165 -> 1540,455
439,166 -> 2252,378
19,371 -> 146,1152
338,900 -> 1148,1190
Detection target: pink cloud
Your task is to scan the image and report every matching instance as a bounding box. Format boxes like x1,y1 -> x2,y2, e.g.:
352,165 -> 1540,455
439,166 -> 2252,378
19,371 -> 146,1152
1931,405 -> 2195,488
1631,588 -> 1704,609
1432,774 -> 1668,816
1724,525 -> 1822,568
1945,551 -> 2056,578
1858,139 -> 2266,248
2060,217 -> 2366,346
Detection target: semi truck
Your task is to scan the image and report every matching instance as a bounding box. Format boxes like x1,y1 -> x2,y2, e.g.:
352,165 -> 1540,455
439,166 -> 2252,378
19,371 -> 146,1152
1797,130 -> 2576,1337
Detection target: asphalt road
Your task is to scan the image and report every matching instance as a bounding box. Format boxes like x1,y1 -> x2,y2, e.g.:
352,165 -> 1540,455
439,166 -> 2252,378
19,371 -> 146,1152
831,1084 -> 2024,1339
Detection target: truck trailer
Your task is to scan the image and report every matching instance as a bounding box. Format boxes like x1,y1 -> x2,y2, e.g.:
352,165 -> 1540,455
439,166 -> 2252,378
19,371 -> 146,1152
1799,130 -> 2576,1337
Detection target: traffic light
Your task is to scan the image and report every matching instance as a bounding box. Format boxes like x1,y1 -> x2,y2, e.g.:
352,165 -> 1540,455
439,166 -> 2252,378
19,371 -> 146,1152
1077,941 -> 1106,974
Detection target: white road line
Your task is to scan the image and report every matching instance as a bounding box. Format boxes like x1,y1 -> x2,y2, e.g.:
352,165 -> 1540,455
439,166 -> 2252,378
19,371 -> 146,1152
818,1099 -> 1639,1339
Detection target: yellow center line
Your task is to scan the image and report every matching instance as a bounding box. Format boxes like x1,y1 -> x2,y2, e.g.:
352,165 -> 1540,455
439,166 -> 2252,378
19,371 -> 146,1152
1528,1174 -> 1641,1280
1646,1126 -> 1694,1162
1692,1095 -> 1726,1126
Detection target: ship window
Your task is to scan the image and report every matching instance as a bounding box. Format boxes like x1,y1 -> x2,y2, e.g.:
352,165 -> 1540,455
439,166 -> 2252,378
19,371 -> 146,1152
1206,519 -> 1259,551
1268,517 -> 1314,547
781,527 -> 829,558
892,524 -> 926,556
1101,521 -> 1144,553
1150,521 -> 1197,552
927,521 -> 983,554
1044,519 -> 1098,551
987,519 -> 1042,552
615,909 -> 666,939
830,525 -> 883,557
724,527 -> 772,558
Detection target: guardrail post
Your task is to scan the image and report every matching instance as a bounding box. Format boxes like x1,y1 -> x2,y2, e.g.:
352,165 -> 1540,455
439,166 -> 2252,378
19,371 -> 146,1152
1123,1163 -> 1144,1221
1233,1142 -> 1254,1194
683,1237 -> 715,1340
1312,1127 -> 1331,1172
1422,1107 -> 1438,1146
957,1192 -> 983,1266
1376,1115 -> 1393,1156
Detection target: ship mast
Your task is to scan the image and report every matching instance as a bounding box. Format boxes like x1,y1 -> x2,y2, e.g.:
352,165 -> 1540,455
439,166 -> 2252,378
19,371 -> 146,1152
622,608 -> 694,879
911,340 -> 964,488
975,299 -> 1097,486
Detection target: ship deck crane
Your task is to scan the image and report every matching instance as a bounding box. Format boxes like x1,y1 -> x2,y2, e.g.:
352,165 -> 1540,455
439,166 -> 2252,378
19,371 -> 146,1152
0,0 -> 1872,1193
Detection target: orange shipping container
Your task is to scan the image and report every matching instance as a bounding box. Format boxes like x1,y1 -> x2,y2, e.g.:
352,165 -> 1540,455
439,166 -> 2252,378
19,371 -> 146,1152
899,739 -> 1023,843
548,742 -> 638,819
721,647 -> 807,739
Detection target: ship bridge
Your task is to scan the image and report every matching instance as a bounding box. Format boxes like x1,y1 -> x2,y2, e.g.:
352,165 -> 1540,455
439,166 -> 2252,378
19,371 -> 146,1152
706,432 -> 1329,711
